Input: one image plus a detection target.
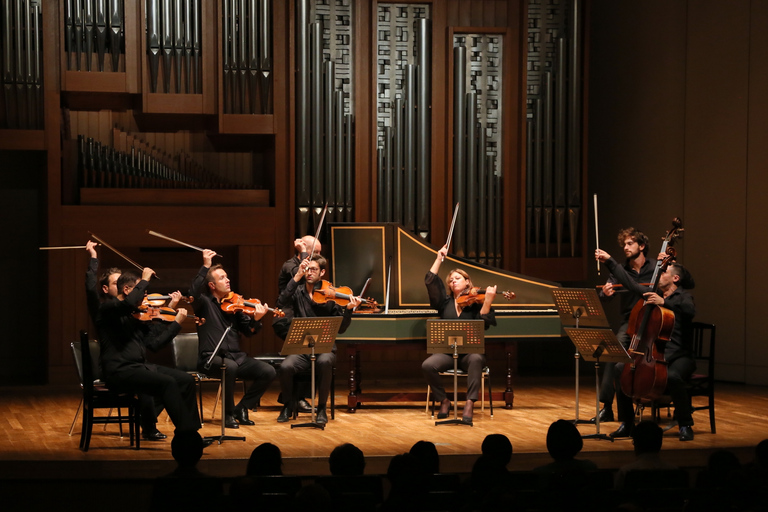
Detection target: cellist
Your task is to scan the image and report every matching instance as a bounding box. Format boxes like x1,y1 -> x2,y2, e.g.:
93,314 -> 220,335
596,249 -> 697,441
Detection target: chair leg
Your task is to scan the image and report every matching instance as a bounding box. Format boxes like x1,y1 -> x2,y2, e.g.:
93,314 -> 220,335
196,381 -> 204,425
480,375 -> 485,412
69,398 -> 83,436
212,383 -> 222,419
488,375 -> 493,419
426,386 -> 432,416
709,394 -> 716,434
80,406 -> 93,452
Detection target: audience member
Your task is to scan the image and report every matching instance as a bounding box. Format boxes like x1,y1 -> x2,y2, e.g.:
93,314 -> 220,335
246,442 -> 283,476
481,433 -> 513,469
380,453 -> 427,512
329,443 -> 366,476
409,440 -> 440,474
614,420 -> 677,489
534,419 -> 598,474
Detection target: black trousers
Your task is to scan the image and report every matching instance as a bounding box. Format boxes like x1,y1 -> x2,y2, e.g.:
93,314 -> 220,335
106,363 -> 200,433
200,356 -> 276,414
279,352 -> 336,408
615,356 -> 696,427
598,323 -> 631,406
422,352 -> 486,403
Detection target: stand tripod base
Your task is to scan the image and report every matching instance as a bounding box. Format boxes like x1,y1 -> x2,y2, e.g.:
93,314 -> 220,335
291,421 -> 325,430
571,418 -> 592,425
581,432 -> 614,442
203,434 -> 246,444
435,418 -> 473,427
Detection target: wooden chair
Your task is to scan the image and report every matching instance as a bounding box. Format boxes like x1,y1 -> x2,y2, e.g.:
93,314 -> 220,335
72,330 -> 140,451
426,366 -> 493,418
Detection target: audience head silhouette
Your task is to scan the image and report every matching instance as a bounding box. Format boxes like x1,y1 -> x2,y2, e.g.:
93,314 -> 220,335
632,420 -> 664,455
171,431 -> 204,468
409,440 -> 440,474
329,443 -> 365,476
246,442 -> 283,476
546,419 -> 584,461
481,433 -> 513,467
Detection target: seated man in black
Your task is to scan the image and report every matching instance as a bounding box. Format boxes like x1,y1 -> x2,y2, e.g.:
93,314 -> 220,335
596,249 -> 697,442
190,249 -> 277,428
96,268 -> 202,436
274,255 -> 360,424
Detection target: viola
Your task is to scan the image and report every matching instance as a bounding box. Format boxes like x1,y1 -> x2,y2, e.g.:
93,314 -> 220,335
133,294 -> 204,325
455,287 -> 516,309
220,292 -> 285,318
312,280 -> 379,309
619,218 -> 684,402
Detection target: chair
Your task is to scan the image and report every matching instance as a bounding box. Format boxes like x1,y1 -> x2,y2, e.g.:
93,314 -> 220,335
649,322 -> 717,433
171,333 -> 246,423
426,366 -> 493,418
72,330 -> 140,451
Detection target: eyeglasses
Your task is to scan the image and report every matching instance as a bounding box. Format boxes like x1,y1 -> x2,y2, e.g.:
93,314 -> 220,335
306,267 -> 321,273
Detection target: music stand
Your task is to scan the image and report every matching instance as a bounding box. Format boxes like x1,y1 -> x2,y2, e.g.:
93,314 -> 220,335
564,327 -> 631,441
202,325 -> 246,445
280,316 -> 343,430
426,319 -> 485,427
551,289 -> 610,426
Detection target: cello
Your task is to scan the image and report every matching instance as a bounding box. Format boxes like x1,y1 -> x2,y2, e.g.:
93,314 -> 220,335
619,218 -> 684,402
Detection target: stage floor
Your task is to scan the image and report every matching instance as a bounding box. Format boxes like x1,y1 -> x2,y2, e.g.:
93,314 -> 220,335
1,376 -> 767,479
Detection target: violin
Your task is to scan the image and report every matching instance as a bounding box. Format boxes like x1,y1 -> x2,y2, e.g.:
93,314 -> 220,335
133,294 -> 205,325
312,280 -> 379,309
619,218 -> 684,402
455,287 -> 516,309
220,292 -> 285,318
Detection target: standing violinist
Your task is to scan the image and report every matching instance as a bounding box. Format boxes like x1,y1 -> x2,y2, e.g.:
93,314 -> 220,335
592,228 -> 655,424
189,249 -> 277,428
274,254 -> 360,424
422,245 -> 497,425
596,249 -> 697,442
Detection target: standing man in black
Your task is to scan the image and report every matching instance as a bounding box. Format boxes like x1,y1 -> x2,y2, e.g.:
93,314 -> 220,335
96,267 -> 202,436
596,249 -> 697,442
591,228 -> 655,423
275,254 -> 360,424
190,249 -> 277,428
273,235 -> 321,413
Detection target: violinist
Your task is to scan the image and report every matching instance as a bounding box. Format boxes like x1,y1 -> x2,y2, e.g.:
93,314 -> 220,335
592,228 -> 655,424
96,268 -> 203,437
275,254 -> 360,424
273,235 -> 321,413
189,250 -> 277,429
423,245 -> 497,424
85,240 -> 168,441
596,249 -> 696,441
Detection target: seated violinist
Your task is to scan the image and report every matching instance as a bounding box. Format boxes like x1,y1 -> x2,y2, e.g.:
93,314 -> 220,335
189,249 -> 277,429
596,248 -> 696,442
274,254 -> 360,424
423,245 -> 497,425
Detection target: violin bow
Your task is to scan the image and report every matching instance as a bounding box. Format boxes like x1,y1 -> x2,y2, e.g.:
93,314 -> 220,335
593,194 -> 600,275
147,230 -> 222,258
39,245 -> 95,250
88,231 -> 157,278
443,202 -> 460,262
309,203 -> 328,260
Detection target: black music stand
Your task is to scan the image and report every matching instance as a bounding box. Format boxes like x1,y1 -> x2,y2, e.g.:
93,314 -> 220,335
551,289 -> 610,426
426,319 -> 485,427
280,316 -> 343,430
202,325 -> 246,445
564,327 -> 631,441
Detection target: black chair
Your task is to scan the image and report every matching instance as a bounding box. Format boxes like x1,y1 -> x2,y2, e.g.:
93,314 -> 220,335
650,322 -> 717,433
171,332 -> 246,424
72,330 -> 140,451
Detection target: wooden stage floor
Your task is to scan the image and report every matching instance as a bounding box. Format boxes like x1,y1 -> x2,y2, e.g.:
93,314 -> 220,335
1,376 -> 767,479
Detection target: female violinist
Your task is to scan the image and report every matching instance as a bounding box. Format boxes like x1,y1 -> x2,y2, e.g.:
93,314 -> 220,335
595,248 -> 697,441
423,245 -> 497,424
189,249 -> 277,428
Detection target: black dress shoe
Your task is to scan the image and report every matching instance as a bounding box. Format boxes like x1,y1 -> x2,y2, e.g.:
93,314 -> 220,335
234,405 -> 255,426
142,429 -> 167,441
436,399 -> 451,419
297,399 -> 314,413
277,406 -> 293,423
590,408 -> 614,423
610,422 -> 634,438
316,406 -> 328,424
224,415 -> 239,429
679,426 -> 694,441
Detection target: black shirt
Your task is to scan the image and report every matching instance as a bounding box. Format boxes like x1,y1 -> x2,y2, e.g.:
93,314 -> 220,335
276,276 -> 353,334
425,271 -> 496,329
